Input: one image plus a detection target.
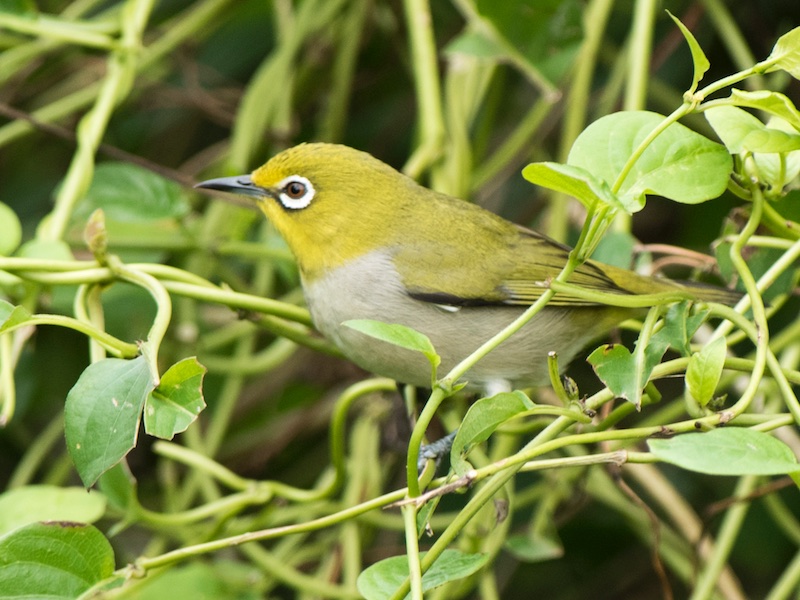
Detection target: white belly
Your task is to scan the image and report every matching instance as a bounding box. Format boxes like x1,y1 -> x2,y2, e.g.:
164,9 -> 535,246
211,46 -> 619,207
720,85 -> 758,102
303,251 -> 619,389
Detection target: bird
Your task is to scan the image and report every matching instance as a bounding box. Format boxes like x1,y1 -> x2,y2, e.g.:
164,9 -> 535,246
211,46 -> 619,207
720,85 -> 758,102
196,143 -> 739,392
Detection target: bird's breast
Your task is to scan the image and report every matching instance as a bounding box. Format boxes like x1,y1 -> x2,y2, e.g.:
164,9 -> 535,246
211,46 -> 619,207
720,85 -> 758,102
302,250 -> 417,349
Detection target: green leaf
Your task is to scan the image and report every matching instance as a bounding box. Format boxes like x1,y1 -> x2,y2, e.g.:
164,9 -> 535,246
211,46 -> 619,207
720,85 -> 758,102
0,300 -> 32,334
118,561 -> 267,600
0,486 -> 106,536
705,105 -> 800,153
451,391 -> 534,476
16,238 -> 73,261
587,335 -> 667,408
568,111 -> 732,206
444,29 -> 504,59
505,531 -> 564,563
726,89 -> 800,130
0,300 -> 12,323
766,26 -> 800,79
415,500 -> 440,540
357,549 -> 488,600
724,244 -> 796,302
590,231 -> 637,269
666,11 -> 709,94
522,162 -> 634,212
0,202 -> 22,256
685,336 -> 727,407
97,462 -> 137,514
144,357 -> 207,440
65,356 -> 155,487
649,301 -> 709,357
473,0 -> 583,82
74,162 -> 189,224
648,428 -> 800,475
343,319 -> 440,378
0,521 -> 115,598
588,345 -> 640,405
770,189 -> 800,228
753,117 -> 800,188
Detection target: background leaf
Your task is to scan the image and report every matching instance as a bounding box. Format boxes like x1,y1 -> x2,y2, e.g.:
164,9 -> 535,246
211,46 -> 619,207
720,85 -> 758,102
472,0 -> 583,82
0,0 -> 38,16
0,486 -> 106,536
648,428 -> 800,475
97,462 -> 138,514
357,550 -> 488,600
0,301 -> 32,333
505,531 -> 564,563
65,356 -> 154,487
0,202 -> 22,256
116,561 -> 267,600
74,162 -> 189,224
0,521 -> 115,599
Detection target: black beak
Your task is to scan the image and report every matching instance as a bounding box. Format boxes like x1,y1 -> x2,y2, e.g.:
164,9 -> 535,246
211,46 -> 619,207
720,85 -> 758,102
194,175 -> 269,199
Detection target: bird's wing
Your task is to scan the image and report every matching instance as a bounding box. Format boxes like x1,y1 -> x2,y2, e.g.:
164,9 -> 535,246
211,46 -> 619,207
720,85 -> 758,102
397,226 -> 649,308
499,229 -> 637,307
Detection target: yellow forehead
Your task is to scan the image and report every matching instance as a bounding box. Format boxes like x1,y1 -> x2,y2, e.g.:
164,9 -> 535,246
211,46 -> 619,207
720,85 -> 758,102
252,144 -> 352,187
250,143 -> 409,194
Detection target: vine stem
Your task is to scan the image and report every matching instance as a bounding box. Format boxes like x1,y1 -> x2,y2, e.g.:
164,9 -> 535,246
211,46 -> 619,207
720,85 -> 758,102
131,486 -> 407,572
719,158 -> 769,415
402,506 -> 424,600
2,314 -> 138,357
0,334 -> 16,425
0,12 -> 116,49
549,0 -> 614,242
42,0 -> 155,242
106,256 -> 171,384
686,159 -> 769,600
401,0 -> 445,179
625,0 -> 656,111
611,103 -> 692,195
700,0 -> 764,90
689,476 -> 757,600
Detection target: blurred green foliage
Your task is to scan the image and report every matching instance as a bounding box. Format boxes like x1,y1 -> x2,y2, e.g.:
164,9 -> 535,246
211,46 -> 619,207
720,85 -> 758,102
1,1 -> 800,599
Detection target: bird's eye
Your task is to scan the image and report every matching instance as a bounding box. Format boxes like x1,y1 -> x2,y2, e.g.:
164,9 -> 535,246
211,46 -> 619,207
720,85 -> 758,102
276,175 -> 315,210
285,181 -> 306,199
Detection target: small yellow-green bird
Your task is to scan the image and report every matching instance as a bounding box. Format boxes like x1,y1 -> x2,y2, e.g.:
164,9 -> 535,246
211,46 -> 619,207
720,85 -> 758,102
197,143 -> 738,391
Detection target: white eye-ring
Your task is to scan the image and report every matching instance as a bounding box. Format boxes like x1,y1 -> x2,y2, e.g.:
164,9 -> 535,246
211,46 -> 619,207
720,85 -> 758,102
276,175 -> 315,210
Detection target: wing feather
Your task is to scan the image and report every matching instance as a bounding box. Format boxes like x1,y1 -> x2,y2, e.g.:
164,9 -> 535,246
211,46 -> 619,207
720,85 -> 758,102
401,225 -> 651,308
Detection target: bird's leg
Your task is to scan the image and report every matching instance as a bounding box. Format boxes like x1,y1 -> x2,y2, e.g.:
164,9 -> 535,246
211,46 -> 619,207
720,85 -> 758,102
417,430 -> 458,473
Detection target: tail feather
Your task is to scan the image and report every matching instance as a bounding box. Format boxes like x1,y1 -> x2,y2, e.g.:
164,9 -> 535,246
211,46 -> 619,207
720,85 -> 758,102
674,279 -> 742,306
595,260 -> 741,306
